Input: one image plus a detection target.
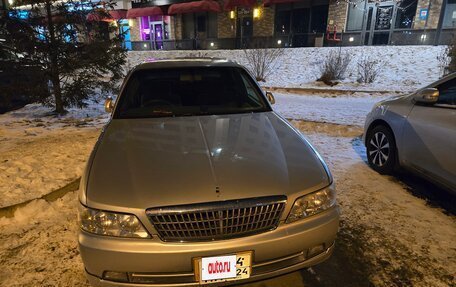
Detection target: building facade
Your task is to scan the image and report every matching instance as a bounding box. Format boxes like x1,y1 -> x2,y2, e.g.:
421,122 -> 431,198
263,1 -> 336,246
120,0 -> 456,50
8,0 -> 456,48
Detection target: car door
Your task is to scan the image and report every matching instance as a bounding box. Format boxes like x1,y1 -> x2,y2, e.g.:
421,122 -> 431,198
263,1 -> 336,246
401,77 -> 456,190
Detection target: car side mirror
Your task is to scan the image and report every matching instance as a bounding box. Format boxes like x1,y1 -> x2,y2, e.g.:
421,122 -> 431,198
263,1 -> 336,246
104,96 -> 114,113
266,91 -> 275,105
413,88 -> 439,104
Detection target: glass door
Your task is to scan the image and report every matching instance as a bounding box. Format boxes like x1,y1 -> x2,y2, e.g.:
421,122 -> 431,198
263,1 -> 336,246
236,8 -> 253,48
150,21 -> 164,50
363,1 -> 396,45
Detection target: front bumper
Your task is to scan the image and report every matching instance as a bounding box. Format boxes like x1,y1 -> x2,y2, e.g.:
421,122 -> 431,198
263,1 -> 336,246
79,206 -> 339,287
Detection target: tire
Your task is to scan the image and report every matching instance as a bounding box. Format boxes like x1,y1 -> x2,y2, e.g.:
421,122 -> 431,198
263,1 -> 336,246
366,125 -> 398,175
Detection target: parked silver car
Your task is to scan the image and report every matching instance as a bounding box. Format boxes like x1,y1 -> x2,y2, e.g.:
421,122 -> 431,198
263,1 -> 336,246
364,73 -> 456,192
78,59 -> 339,286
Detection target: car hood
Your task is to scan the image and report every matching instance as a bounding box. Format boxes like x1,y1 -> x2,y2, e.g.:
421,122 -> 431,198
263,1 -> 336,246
86,112 -> 330,210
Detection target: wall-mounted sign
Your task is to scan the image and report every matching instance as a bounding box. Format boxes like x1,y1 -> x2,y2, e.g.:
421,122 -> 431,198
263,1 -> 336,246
419,8 -> 428,21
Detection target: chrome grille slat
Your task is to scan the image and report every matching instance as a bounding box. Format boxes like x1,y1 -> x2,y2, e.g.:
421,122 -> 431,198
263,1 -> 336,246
147,196 -> 286,242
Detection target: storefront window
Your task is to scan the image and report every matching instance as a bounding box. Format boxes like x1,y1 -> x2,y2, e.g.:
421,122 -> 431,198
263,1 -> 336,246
182,14 -> 195,39
311,5 -> 328,33
443,0 -> 456,28
346,1 -> 366,31
208,13 -> 218,38
292,8 -> 310,33
275,2 -> 328,38
197,15 -> 206,32
395,0 -> 417,29
275,10 -> 291,34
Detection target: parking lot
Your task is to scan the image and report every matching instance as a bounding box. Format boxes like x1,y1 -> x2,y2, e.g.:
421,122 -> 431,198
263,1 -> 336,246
0,92 -> 454,287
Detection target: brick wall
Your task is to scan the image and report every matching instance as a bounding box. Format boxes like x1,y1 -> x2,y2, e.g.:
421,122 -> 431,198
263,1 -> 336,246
129,18 -> 141,41
253,6 -> 274,37
173,14 -> 183,40
327,0 -> 348,32
413,0 -> 443,29
218,11 -> 236,38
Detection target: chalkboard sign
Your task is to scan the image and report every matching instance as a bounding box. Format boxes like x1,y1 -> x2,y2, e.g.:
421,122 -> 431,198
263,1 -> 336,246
375,6 -> 393,30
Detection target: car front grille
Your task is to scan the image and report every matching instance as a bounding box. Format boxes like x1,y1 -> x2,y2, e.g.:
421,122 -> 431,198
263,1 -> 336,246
146,196 -> 287,242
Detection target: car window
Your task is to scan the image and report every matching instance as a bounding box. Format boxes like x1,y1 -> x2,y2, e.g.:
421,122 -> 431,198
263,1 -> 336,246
240,72 -> 262,106
435,78 -> 456,106
114,67 -> 271,119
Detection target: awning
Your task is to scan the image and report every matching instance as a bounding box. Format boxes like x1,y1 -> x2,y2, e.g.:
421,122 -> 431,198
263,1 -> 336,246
168,0 -> 221,15
263,0 -> 301,6
126,7 -> 164,18
109,9 -> 128,20
87,10 -> 127,22
87,12 -> 113,22
224,0 -> 256,10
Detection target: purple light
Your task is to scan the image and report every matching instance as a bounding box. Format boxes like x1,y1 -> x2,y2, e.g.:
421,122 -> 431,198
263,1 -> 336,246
140,16 -> 149,40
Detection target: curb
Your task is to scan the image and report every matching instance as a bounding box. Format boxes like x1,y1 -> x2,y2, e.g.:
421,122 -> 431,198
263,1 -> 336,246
262,86 -> 410,95
0,178 -> 81,218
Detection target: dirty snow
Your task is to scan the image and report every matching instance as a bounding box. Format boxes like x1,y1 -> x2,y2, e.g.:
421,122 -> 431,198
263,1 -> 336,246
127,45 -> 446,92
0,91 -> 455,287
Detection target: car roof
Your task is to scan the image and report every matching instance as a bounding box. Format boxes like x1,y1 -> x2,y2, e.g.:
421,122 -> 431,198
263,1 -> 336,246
132,58 -> 244,71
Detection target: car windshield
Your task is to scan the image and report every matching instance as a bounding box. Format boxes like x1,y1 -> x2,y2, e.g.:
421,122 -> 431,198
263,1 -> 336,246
114,67 -> 271,119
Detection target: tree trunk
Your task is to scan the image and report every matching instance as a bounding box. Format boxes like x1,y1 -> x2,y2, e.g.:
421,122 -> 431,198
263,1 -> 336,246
51,74 -> 64,114
45,0 -> 65,114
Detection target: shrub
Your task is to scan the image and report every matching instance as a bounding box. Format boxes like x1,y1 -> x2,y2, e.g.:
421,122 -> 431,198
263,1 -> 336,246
357,57 -> 381,84
318,49 -> 352,85
243,48 -> 284,82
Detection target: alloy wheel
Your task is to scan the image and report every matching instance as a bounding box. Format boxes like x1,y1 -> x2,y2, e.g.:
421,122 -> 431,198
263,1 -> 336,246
369,132 -> 390,167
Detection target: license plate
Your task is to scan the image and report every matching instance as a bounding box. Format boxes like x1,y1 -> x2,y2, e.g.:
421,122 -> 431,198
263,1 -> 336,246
194,251 -> 252,283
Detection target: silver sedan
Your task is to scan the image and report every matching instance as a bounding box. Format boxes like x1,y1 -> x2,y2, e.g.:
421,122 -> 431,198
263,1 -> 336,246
363,73 -> 456,192
79,59 -> 339,287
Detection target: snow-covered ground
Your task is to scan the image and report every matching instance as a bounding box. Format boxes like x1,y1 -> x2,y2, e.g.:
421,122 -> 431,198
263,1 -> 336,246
127,46 -> 446,92
274,92 -> 393,126
0,91 -> 454,287
0,103 -> 109,208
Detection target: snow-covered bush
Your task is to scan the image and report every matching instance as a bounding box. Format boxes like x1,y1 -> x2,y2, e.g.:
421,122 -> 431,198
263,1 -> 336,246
243,48 -> 284,82
357,57 -> 381,83
318,49 -> 352,85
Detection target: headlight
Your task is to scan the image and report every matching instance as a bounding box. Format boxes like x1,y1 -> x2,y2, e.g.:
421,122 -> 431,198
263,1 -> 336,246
286,186 -> 336,223
78,204 -> 150,238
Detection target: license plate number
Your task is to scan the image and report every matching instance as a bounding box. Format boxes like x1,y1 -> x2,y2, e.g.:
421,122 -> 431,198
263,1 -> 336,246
194,251 -> 252,283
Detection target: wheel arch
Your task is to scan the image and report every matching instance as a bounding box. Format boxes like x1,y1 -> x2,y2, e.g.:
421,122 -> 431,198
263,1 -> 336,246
365,119 -> 396,145
366,119 -> 400,166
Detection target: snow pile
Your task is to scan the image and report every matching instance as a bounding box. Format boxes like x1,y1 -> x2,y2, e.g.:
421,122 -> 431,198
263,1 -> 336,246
0,192 -> 88,287
127,45 -> 446,92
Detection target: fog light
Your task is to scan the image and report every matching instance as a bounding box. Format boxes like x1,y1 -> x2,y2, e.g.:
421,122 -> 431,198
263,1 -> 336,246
307,244 -> 325,258
103,271 -> 129,282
